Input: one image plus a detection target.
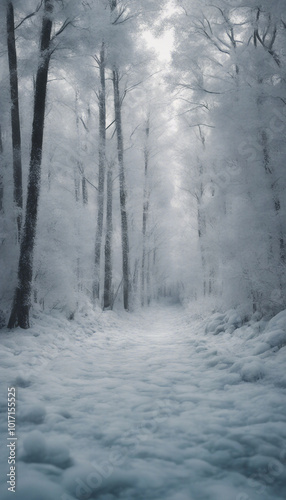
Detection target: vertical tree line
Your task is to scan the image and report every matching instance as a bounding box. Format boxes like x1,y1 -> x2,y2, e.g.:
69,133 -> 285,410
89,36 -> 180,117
1,0 -> 284,328
8,0 -> 54,328
173,0 -> 286,315
1,0 -> 167,328
6,0 -> 23,241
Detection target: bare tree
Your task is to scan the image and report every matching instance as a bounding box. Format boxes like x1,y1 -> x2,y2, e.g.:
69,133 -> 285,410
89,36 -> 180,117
112,67 -> 130,310
0,125 -> 4,213
141,118 -> 150,306
6,0 -> 22,241
8,0 -> 54,328
103,160 -> 113,309
253,8 -> 285,266
93,42 -> 106,302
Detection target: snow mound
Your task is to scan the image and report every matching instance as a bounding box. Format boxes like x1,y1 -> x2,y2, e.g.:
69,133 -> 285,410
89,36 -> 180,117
262,310 -> 286,349
205,310 -> 242,335
15,374 -> 32,388
18,403 -> 46,424
22,430 -> 47,462
63,463 -> 136,499
267,310 -> 286,331
230,357 -> 265,382
21,430 -> 72,469
265,329 -> 286,349
1,470 -> 63,500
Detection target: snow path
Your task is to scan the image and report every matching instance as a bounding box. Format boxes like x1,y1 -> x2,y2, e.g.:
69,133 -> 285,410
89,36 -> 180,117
0,304 -> 286,499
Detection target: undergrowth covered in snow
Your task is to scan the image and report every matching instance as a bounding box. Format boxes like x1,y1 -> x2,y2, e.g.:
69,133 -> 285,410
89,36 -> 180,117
0,304 -> 286,500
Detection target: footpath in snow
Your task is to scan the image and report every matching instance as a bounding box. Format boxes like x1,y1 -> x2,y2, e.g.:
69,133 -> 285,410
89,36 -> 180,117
0,304 -> 286,500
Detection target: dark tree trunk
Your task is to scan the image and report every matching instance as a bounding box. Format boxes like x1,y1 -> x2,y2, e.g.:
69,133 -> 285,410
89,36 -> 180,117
103,161 -> 113,310
8,0 -> 53,329
93,42 -> 106,302
254,24 -> 286,283
146,248 -> 151,306
82,175 -> 88,205
260,129 -> 285,265
74,90 -> 88,206
141,121 -> 150,306
112,68 -> 130,310
196,163 -> 208,297
0,125 -> 3,212
132,257 -> 139,299
7,1 -> 23,240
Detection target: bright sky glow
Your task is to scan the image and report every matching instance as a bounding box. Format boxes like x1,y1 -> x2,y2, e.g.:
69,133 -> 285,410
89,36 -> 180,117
143,29 -> 174,62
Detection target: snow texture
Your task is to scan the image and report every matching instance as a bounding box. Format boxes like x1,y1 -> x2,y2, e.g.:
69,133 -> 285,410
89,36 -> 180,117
0,305 -> 286,499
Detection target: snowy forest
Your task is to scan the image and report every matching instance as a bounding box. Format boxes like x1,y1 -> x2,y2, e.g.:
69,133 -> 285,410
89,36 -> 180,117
0,0 -> 285,324
0,1 -> 286,499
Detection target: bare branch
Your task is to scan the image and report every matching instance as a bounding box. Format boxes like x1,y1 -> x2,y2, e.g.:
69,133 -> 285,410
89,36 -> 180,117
80,117 -> 89,132
113,15 -> 135,25
106,119 -> 116,131
92,54 -> 100,65
52,18 -> 73,39
255,25 -> 280,66
188,123 -> 215,129
83,177 -> 98,191
176,82 -> 222,95
112,7 -> 127,24
15,0 -> 43,29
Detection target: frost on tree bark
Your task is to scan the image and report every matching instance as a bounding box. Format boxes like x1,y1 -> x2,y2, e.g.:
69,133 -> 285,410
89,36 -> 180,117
7,1 -> 23,241
113,68 -> 130,310
196,184 -> 207,297
254,11 -> 285,268
103,161 -> 113,310
259,128 -> 285,265
141,119 -> 150,306
196,126 -> 208,297
8,0 -> 53,329
0,125 -> 3,213
93,42 -> 106,302
74,90 -> 81,203
74,89 -> 88,206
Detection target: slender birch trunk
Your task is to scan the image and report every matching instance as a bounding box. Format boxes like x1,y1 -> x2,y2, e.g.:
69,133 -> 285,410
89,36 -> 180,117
93,42 -> 106,302
196,161 -> 208,297
141,121 -> 150,306
103,161 -> 113,309
8,0 -> 53,329
0,125 -> 3,213
112,68 -> 129,310
7,1 -> 22,241
260,128 -> 285,265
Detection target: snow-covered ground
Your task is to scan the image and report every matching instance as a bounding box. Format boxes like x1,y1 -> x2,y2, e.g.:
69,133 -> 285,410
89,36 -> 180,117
0,304 -> 286,500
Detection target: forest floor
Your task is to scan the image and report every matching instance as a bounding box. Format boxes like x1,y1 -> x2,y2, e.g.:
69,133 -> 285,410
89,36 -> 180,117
0,303 -> 286,500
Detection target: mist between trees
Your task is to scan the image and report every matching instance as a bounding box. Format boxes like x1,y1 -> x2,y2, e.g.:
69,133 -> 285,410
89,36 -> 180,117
0,0 -> 285,328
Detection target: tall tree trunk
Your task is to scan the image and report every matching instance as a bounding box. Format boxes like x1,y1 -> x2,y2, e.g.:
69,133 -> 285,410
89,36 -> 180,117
259,128 -> 285,265
82,175 -> 88,205
132,257 -> 139,300
103,161 -> 113,309
93,42 -> 106,302
7,1 -> 22,241
112,68 -> 130,310
254,22 -> 285,293
146,247 -> 151,306
152,246 -> 157,300
0,125 -> 3,213
196,160 -> 208,297
197,201 -> 207,297
141,120 -> 150,307
75,89 -> 88,206
74,91 -> 80,203
8,0 -> 53,329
